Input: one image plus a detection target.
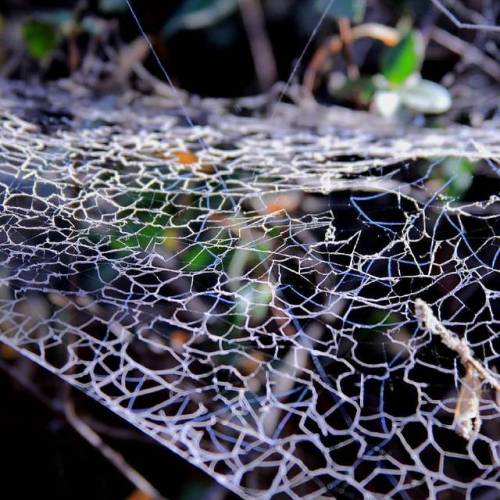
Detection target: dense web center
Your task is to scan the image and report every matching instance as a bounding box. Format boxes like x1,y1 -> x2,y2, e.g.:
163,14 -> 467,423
0,75 -> 498,498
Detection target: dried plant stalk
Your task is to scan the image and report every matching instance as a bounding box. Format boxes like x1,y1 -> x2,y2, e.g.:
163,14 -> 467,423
415,299 -> 500,439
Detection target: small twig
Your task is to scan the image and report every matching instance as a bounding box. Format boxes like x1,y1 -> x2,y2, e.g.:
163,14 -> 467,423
64,397 -> 165,500
0,355 -> 64,412
77,415 -> 154,443
431,28 -> 500,82
338,18 -> 359,81
303,36 -> 342,94
429,0 -> 500,32
415,299 -> 499,391
117,37 -> 151,83
304,23 -> 399,93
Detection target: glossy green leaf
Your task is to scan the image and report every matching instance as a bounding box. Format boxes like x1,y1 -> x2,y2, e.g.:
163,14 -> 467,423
163,0 -> 239,37
22,20 -> 58,59
399,79 -> 452,114
381,31 -> 423,86
315,0 -> 367,23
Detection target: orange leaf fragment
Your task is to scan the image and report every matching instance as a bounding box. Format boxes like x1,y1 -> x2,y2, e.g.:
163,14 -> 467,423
264,192 -> 302,215
170,330 -> 191,352
127,489 -> 153,500
174,150 -> 198,165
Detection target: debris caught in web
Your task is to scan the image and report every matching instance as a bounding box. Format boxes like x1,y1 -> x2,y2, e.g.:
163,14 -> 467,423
415,299 -> 499,440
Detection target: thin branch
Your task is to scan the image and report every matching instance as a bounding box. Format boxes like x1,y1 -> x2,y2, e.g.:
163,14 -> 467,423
430,0 -> 500,32
1,346 -> 164,498
273,0 -> 334,112
238,0 -> 277,91
303,35 -> 342,93
64,397 -> 165,500
338,18 -> 359,81
415,299 -> 499,391
303,23 -> 399,93
431,28 -> 500,82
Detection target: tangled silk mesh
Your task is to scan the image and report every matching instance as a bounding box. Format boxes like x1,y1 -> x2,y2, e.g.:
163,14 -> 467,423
0,78 -> 498,498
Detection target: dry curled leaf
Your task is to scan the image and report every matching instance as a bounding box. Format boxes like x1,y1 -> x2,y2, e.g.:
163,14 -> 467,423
454,366 -> 482,440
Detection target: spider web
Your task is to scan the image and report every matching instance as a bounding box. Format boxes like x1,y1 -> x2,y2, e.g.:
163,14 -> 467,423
0,76 -> 498,498
0,0 -> 499,496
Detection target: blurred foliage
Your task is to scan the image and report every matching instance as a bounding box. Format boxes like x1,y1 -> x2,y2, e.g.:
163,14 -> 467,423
98,0 -> 128,14
163,0 -> 239,37
372,29 -> 451,116
381,30 -> 422,86
315,0 -> 367,23
233,281 -> 273,326
111,223 -> 167,252
1,1 -> 493,116
0,0 -> 480,192
4,0 -> 471,258
181,244 -> 225,272
440,156 -> 475,200
22,19 -> 58,59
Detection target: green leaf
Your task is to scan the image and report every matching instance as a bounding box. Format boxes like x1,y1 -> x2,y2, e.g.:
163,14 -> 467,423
181,244 -> 225,272
315,0 -> 367,23
399,78 -> 452,114
440,157 -> 474,200
381,30 -> 423,86
22,20 -> 58,59
111,224 -> 165,251
163,0 -> 239,37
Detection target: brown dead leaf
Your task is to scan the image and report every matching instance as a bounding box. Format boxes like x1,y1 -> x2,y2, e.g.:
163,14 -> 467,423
0,343 -> 19,361
454,365 -> 482,440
